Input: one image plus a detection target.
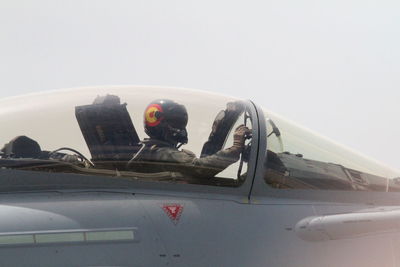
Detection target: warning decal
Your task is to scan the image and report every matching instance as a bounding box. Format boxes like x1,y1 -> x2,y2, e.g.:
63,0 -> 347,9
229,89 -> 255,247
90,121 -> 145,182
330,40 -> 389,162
162,204 -> 184,225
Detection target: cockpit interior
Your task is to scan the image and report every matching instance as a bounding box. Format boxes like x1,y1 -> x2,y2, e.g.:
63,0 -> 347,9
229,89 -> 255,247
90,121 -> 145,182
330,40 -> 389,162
0,87 -> 253,187
1,86 -> 399,191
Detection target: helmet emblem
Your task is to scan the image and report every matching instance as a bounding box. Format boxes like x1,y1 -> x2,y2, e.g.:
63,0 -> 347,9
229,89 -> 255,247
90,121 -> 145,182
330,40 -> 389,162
145,104 -> 163,127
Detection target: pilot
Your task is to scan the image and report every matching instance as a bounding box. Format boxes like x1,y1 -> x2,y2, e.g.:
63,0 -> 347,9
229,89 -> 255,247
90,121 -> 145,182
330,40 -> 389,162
127,99 -> 251,178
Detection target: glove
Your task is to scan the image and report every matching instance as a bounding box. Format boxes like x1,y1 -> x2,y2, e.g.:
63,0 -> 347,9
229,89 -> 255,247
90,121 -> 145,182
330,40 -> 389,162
233,125 -> 251,150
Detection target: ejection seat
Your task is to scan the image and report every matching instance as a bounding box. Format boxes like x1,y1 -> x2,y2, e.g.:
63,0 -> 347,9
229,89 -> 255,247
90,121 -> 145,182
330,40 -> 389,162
75,94 -> 141,170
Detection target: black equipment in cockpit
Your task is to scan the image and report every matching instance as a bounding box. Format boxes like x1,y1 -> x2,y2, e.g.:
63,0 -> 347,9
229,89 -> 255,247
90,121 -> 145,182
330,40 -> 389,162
1,136 -> 42,159
75,95 -> 141,161
201,101 -> 245,157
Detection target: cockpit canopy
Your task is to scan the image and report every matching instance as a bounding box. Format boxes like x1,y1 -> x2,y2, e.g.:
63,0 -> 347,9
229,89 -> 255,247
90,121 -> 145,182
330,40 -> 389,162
0,86 -> 253,187
263,110 -> 400,191
1,86 -> 399,192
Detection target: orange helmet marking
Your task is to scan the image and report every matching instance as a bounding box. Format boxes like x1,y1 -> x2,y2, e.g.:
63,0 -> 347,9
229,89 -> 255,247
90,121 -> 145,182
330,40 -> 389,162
145,104 -> 163,127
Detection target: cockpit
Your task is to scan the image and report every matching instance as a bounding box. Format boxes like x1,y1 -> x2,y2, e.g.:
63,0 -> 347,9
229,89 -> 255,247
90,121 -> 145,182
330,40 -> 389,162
1,86 -> 400,193
0,86 -> 253,187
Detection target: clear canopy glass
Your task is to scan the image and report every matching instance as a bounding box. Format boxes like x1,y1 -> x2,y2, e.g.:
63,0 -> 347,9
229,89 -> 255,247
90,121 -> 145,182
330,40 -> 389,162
0,86 -> 253,187
264,109 -> 400,191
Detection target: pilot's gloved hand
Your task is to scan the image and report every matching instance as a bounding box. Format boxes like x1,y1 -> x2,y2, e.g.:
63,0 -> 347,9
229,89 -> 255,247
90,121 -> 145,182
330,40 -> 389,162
233,124 -> 251,150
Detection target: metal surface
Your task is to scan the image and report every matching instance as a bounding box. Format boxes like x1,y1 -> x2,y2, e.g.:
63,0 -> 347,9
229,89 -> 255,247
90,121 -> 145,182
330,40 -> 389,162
0,86 -> 400,267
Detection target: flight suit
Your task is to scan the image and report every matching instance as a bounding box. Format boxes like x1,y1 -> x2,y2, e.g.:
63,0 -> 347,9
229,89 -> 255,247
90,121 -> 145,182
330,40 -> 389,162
129,138 -> 241,178
128,125 -> 250,179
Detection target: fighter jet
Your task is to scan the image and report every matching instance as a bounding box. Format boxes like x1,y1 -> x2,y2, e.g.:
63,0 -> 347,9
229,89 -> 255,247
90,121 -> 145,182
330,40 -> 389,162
0,86 -> 399,267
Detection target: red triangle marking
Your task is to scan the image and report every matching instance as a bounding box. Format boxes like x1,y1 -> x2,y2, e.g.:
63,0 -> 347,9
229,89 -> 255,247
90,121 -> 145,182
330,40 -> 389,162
162,204 -> 184,223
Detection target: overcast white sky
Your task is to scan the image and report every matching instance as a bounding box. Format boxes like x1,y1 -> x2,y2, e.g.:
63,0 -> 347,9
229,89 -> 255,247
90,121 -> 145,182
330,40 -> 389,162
1,0 -> 399,170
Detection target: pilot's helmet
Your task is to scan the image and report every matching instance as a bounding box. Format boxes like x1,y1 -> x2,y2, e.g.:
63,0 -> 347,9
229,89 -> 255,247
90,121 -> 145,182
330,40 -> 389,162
144,99 -> 188,146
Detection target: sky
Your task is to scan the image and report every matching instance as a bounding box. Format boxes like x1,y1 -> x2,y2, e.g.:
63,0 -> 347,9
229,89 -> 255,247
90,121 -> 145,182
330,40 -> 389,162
0,0 -> 399,170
